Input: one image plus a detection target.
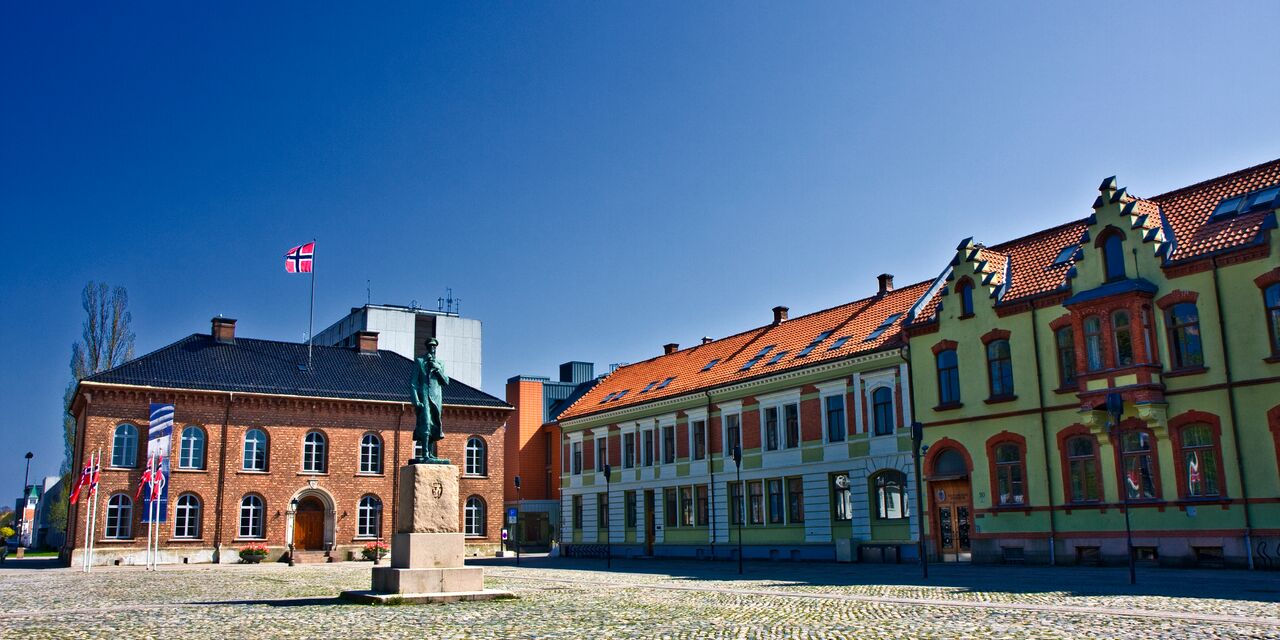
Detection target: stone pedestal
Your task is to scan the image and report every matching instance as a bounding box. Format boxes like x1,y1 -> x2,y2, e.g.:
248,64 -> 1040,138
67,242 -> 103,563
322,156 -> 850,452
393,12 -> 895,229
341,465 -> 513,604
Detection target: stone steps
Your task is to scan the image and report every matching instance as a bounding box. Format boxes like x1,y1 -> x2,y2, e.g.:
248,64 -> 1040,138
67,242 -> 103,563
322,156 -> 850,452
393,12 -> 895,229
291,551 -> 331,564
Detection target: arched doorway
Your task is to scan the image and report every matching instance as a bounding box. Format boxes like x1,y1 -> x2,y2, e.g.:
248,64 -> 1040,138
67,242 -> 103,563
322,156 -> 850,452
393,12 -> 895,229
926,444 -> 973,562
294,496 -> 326,550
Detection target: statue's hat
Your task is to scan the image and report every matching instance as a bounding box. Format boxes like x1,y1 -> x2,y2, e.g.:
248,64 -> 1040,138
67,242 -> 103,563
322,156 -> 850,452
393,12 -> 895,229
427,337 -> 439,347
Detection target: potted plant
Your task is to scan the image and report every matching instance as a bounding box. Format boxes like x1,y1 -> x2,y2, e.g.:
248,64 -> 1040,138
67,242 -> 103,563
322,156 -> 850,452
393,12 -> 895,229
239,543 -> 269,564
362,541 -> 389,563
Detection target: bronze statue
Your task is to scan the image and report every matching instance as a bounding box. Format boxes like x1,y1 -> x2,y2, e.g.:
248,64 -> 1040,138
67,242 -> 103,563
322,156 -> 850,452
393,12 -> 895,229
411,338 -> 450,464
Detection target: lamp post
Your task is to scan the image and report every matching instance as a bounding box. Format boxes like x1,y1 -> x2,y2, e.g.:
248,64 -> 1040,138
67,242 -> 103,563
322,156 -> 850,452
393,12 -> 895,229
732,445 -> 743,575
603,464 -> 612,569
1106,392 -> 1136,585
288,498 -> 299,567
909,422 -> 928,580
513,476 -> 521,567
18,452 -> 32,549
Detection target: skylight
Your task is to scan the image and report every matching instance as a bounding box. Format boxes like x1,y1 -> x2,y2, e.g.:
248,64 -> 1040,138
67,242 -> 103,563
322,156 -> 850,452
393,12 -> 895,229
1052,246 -> 1076,265
864,313 -> 903,342
766,350 -> 790,365
612,390 -> 629,401
740,345 -> 775,371
1212,195 -> 1244,219
1246,186 -> 1280,213
826,336 -> 851,351
655,376 -> 676,390
700,358 -> 720,372
599,391 -> 618,404
639,381 -> 659,393
795,331 -> 833,358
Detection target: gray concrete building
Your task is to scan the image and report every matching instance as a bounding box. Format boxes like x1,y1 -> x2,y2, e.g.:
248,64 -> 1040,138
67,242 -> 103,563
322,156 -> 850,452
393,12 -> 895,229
314,303 -> 483,389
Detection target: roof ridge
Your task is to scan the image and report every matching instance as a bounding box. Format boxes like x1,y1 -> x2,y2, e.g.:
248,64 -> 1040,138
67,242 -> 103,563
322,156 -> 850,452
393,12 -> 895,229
84,333 -> 201,382
1149,157 -> 1280,202
987,217 -> 1091,251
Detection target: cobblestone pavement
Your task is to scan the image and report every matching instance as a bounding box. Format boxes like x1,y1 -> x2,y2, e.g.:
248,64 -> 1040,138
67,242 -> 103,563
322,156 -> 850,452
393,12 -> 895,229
1,557 -> 1278,639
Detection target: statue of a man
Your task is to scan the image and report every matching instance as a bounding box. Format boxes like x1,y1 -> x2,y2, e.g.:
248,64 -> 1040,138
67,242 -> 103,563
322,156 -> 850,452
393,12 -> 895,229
411,338 -> 450,464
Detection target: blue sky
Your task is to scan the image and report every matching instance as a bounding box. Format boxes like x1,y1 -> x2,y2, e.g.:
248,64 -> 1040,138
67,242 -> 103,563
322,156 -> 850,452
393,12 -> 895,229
3,2 -> 1279,495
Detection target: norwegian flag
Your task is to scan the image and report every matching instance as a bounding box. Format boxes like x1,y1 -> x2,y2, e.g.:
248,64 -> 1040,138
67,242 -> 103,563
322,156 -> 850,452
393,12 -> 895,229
68,459 -> 94,504
284,242 -> 315,273
1188,452 -> 1202,491
135,465 -> 152,500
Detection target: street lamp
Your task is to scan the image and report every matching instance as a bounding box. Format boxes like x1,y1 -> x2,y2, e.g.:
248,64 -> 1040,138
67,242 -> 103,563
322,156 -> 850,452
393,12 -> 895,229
1106,392 -> 1136,585
603,464 -> 612,569
18,452 -> 32,549
732,445 -> 743,575
288,498 -> 299,567
909,422 -> 928,580
513,476 -> 521,567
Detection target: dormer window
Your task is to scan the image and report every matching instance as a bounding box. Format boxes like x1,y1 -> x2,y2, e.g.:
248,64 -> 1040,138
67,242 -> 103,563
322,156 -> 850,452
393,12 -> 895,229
1102,232 -> 1127,282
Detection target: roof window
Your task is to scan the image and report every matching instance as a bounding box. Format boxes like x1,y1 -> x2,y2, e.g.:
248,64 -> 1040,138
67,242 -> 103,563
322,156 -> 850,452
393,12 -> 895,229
700,358 -> 720,372
1211,195 -> 1245,219
1246,186 -> 1280,213
765,350 -> 790,365
795,331 -> 833,358
1052,246 -> 1076,265
655,376 -> 676,390
612,390 -> 629,402
864,313 -> 903,342
740,345 -> 775,371
639,381 -> 659,393
826,336 -> 851,351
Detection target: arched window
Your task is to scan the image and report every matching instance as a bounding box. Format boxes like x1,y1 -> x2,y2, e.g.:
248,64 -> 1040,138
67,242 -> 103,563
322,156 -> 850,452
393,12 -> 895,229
1112,311 -> 1134,367
872,470 -> 908,520
1179,424 -> 1221,498
1166,303 -> 1204,370
993,442 -> 1025,506
359,434 -> 382,475
302,431 -> 327,473
242,429 -> 268,471
1055,327 -> 1076,387
1102,232 -> 1127,282
105,494 -> 132,539
871,387 -> 894,436
464,496 -> 486,537
986,339 -> 1014,398
357,495 -> 382,538
1266,284 -> 1280,355
936,349 -> 960,405
464,437 -> 487,476
174,493 -> 201,539
931,447 -> 968,478
1064,436 -> 1100,503
1120,431 -> 1158,500
958,281 -> 975,317
179,426 -> 206,470
239,495 -> 265,539
111,424 -> 138,468
1083,316 -> 1104,372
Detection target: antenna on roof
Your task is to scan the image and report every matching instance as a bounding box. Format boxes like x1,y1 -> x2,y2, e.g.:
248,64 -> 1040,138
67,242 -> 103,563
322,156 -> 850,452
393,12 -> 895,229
366,279 -> 371,305
437,287 -> 462,315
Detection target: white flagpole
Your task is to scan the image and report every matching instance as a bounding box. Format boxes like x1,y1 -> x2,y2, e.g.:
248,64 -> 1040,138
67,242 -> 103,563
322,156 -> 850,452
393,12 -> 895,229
147,456 -> 155,570
86,449 -> 100,572
82,452 -> 90,573
307,240 -> 316,371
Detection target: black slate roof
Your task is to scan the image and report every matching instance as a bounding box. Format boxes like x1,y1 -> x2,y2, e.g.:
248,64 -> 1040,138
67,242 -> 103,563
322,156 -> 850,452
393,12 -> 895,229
83,334 -> 510,408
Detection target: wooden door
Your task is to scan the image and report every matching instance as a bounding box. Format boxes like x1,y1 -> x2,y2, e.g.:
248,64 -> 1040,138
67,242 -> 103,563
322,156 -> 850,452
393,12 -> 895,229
643,490 -> 655,556
931,479 -> 972,562
295,498 -> 325,550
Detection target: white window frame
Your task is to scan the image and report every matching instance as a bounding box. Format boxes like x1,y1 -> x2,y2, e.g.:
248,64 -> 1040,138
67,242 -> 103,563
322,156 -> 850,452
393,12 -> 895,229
178,425 -> 205,470
686,408 -> 708,462
621,425 -> 637,469
659,420 -> 677,465
174,493 -> 201,539
719,401 -> 743,459
239,495 -> 265,539
242,429 -> 268,471
105,493 -> 133,539
816,379 -> 848,445
111,423 -> 138,468
302,431 -> 327,473
357,495 -> 382,538
464,436 -> 487,477
861,369 -> 899,438
360,433 -> 383,475
464,496 -> 486,537
756,390 -> 802,453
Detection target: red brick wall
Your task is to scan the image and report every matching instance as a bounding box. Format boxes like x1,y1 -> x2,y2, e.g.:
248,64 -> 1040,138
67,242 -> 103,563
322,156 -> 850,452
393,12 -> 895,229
69,384 -> 508,559
800,393 -> 822,442
742,399 -> 761,449
505,378 -> 551,502
607,430 -> 620,468
675,422 -> 689,459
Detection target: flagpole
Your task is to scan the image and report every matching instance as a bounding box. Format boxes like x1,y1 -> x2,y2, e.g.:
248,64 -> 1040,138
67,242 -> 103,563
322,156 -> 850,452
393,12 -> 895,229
82,451 -> 90,573
308,239 -> 316,371
147,456 -> 154,570
87,449 -> 100,573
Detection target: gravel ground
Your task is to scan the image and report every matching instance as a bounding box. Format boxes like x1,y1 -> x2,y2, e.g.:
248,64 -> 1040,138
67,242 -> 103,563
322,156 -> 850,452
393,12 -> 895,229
1,557 -> 1277,639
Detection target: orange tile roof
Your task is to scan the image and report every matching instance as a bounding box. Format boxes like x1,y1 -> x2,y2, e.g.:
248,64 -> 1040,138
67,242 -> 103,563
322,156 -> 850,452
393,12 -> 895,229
1149,158 -> 1280,262
988,219 -> 1089,302
557,280 -> 934,421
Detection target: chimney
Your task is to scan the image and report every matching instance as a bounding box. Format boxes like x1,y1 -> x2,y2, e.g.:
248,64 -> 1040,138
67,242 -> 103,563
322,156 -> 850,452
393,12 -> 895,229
211,317 -> 237,344
701,336 -> 713,345
772,306 -> 789,325
356,330 -> 379,354
877,273 -> 895,296
663,343 -> 680,355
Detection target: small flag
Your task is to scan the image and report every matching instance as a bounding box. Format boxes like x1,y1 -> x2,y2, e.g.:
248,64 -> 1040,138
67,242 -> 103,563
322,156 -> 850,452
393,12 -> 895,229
135,465 -> 153,500
1188,452 -> 1201,491
68,460 -> 93,504
285,242 -> 315,273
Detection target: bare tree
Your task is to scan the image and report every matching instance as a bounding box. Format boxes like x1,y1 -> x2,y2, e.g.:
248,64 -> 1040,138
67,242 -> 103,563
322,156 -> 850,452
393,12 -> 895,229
61,282 -> 135,470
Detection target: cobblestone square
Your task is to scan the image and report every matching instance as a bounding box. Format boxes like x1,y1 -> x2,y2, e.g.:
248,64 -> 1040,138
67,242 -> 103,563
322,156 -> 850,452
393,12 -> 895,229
2,557 -> 1278,639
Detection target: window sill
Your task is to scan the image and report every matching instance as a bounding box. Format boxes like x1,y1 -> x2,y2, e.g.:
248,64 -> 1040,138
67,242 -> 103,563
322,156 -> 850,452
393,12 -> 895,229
237,469 -> 270,475
462,474 -> 489,479
984,395 -> 1017,405
354,473 -> 385,478
1163,366 -> 1207,379
1177,495 -> 1228,504
352,536 -> 380,541
989,504 -> 1031,513
232,538 -> 268,542
297,472 -> 329,476
168,538 -> 205,543
172,468 -> 208,474
933,402 -> 963,412
106,466 -> 136,471
958,313 -> 975,320
1264,355 -> 1280,364
96,538 -> 136,543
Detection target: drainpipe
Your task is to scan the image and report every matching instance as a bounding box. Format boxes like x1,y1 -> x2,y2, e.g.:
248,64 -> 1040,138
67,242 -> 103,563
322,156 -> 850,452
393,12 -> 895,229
705,391 -> 715,561
1211,258 -> 1254,570
391,404 -> 404,534
212,392 -> 233,561
1029,304 -> 1057,565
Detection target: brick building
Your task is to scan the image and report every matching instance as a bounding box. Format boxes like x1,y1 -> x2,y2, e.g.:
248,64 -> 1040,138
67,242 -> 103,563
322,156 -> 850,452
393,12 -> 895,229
65,318 -> 510,566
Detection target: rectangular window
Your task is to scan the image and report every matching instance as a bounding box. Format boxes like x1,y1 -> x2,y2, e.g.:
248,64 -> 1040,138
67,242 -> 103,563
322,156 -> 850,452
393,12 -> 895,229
833,474 -> 853,521
692,420 -> 706,460
1055,328 -> 1077,388
725,414 -> 741,457
748,481 -> 764,524
729,482 -> 744,525
662,425 -> 676,464
624,491 -> 637,528
572,495 -> 583,530
571,441 -> 583,475
544,431 -> 552,465
624,432 -> 636,468
695,485 -> 709,526
767,479 -> 784,524
784,403 -> 800,449
1166,303 -> 1204,370
825,395 -> 846,443
597,438 -> 608,472
597,493 -> 609,528
764,407 -> 779,451
787,477 -> 804,523
680,486 -> 694,526
664,488 -> 678,527
1121,432 -> 1158,500
643,430 -> 654,466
